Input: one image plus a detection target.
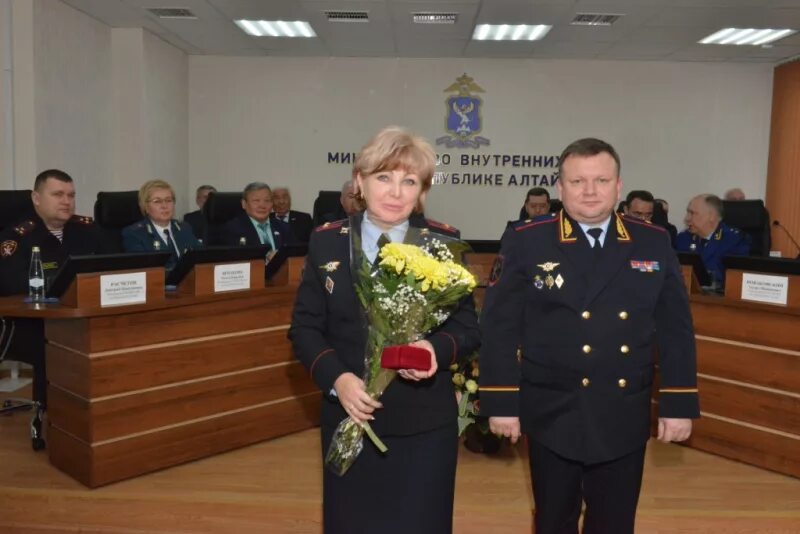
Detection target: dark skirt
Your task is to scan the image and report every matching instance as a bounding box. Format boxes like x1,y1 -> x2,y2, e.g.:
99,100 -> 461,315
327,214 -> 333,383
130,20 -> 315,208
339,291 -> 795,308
321,421 -> 458,534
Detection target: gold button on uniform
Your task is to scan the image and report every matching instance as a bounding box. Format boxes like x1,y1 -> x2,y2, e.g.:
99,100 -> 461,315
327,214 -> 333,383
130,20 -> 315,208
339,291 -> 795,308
618,311 -> 628,320
581,311 -> 591,320
581,378 -> 590,387
620,345 -> 630,354
618,378 -> 627,388
582,344 -> 592,354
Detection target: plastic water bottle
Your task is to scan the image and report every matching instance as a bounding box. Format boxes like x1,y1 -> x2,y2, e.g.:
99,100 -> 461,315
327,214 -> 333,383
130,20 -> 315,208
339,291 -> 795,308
28,246 -> 45,301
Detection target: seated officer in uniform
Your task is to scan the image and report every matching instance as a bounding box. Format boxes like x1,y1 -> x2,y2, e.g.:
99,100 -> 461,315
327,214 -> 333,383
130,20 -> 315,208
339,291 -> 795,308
182,184 -> 216,241
675,194 -> 750,288
122,179 -> 200,270
222,182 -> 291,249
0,169 -> 108,444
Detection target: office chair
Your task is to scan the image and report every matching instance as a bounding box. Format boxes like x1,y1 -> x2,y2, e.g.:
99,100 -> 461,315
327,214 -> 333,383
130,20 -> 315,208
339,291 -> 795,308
312,190 -> 345,227
0,189 -> 35,232
204,192 -> 245,245
94,191 -> 141,252
722,200 -> 771,256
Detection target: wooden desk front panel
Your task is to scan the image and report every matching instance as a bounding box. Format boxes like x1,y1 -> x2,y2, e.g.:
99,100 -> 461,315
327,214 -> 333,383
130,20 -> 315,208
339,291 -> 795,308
44,287 -> 320,487
686,297 -> 800,478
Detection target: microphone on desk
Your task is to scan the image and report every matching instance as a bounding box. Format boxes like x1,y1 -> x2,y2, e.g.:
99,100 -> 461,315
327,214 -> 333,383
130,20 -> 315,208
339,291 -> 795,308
772,220 -> 800,259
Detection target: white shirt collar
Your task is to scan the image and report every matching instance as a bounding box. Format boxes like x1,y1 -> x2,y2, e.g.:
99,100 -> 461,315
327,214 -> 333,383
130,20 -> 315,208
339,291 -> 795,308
362,212 -> 409,263
578,216 -> 612,247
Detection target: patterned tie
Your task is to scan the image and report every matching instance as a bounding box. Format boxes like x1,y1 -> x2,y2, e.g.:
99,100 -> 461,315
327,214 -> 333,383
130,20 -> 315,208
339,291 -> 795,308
587,228 -> 604,256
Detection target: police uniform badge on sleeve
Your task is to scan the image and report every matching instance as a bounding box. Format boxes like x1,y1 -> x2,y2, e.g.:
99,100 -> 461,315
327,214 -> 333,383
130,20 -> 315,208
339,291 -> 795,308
1,240 -> 17,258
488,254 -> 504,286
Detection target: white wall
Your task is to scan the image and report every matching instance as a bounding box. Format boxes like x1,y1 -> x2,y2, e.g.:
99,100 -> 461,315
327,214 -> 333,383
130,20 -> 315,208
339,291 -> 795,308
0,0 -> 8,188
33,0 -> 112,213
189,57 -> 773,239
143,30 -> 188,213
7,1 -> 187,216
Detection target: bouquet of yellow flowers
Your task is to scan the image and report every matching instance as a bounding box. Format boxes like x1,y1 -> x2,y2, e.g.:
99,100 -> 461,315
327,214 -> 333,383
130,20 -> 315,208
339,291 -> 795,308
325,228 -> 477,476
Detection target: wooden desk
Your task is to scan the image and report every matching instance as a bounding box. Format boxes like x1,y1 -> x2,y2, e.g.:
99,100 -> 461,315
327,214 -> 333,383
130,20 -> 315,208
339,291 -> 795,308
0,285 -> 319,488
683,293 -> 800,478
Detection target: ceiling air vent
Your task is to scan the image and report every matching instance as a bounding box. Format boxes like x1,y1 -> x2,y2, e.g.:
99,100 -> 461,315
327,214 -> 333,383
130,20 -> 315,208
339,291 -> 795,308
325,10 -> 369,23
146,7 -> 197,19
570,13 -> 623,26
412,12 -> 458,24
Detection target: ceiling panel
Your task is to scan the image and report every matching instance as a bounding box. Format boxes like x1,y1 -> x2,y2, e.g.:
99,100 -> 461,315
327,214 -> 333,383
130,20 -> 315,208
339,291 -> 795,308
53,0 -> 800,63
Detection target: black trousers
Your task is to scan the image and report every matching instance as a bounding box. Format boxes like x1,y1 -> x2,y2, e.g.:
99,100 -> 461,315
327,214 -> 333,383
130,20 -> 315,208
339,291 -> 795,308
528,439 -> 646,534
3,318 -> 46,406
321,421 -> 458,534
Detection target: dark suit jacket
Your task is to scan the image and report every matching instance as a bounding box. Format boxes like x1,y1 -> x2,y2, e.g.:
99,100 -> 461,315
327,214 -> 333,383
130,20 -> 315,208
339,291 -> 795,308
480,210 -> 699,464
183,210 -> 207,242
221,212 -> 291,249
121,218 -> 201,270
289,213 -> 480,436
274,210 -> 313,243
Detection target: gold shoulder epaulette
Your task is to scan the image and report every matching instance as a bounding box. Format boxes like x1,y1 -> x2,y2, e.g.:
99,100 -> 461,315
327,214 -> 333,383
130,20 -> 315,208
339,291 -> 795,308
13,220 -> 36,236
70,214 -> 94,225
315,220 -> 345,232
426,218 -> 459,235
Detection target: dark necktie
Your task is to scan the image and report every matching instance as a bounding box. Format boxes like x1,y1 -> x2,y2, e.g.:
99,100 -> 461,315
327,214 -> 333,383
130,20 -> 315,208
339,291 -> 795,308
587,228 -> 604,256
163,228 -> 181,257
374,233 -> 390,266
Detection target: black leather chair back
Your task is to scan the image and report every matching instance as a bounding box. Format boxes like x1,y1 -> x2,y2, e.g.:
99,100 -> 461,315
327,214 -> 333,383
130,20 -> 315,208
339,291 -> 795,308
0,190 -> 35,232
204,192 -> 244,245
94,191 -> 141,252
722,199 -> 770,256
312,190 -> 344,227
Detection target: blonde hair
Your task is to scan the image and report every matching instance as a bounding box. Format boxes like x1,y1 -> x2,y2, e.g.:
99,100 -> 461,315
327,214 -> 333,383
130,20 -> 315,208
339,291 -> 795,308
138,179 -> 175,215
352,126 -> 436,213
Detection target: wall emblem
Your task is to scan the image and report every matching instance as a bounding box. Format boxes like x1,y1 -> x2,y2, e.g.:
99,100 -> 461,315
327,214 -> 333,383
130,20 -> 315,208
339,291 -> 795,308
436,73 -> 490,149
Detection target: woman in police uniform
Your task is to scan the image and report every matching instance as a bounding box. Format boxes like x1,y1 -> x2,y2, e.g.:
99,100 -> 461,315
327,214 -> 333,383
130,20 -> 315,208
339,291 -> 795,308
289,127 -> 480,534
121,179 -> 200,270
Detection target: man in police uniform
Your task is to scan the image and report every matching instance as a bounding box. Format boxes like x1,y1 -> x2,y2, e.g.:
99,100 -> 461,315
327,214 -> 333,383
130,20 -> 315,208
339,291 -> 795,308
480,139 -> 699,534
0,169 -> 108,445
675,194 -> 750,288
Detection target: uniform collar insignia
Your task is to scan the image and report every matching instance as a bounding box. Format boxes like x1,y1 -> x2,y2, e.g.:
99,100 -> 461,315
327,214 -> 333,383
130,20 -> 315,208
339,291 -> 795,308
714,227 -> 723,240
340,226 -> 349,235
559,210 -> 578,243
320,261 -> 341,272
537,262 -> 560,272
615,212 -> 632,242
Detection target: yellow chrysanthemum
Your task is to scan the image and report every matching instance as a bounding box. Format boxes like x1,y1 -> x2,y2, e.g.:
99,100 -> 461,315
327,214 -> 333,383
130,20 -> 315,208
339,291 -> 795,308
379,242 -> 477,292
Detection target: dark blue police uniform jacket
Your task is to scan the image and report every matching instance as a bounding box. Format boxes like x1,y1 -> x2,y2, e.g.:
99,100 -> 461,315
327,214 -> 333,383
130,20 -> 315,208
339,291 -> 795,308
289,214 -> 480,437
480,211 -> 699,464
121,218 -> 201,270
675,222 -> 751,287
222,212 -> 292,249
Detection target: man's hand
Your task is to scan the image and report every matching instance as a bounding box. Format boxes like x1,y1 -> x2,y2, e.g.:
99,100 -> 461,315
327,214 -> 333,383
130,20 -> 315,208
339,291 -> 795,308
657,418 -> 692,443
489,416 -> 521,444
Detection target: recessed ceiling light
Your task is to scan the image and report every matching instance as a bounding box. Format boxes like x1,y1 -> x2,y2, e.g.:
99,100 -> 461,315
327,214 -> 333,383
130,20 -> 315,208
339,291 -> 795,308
472,24 -> 552,41
234,20 -> 316,38
699,27 -> 795,46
